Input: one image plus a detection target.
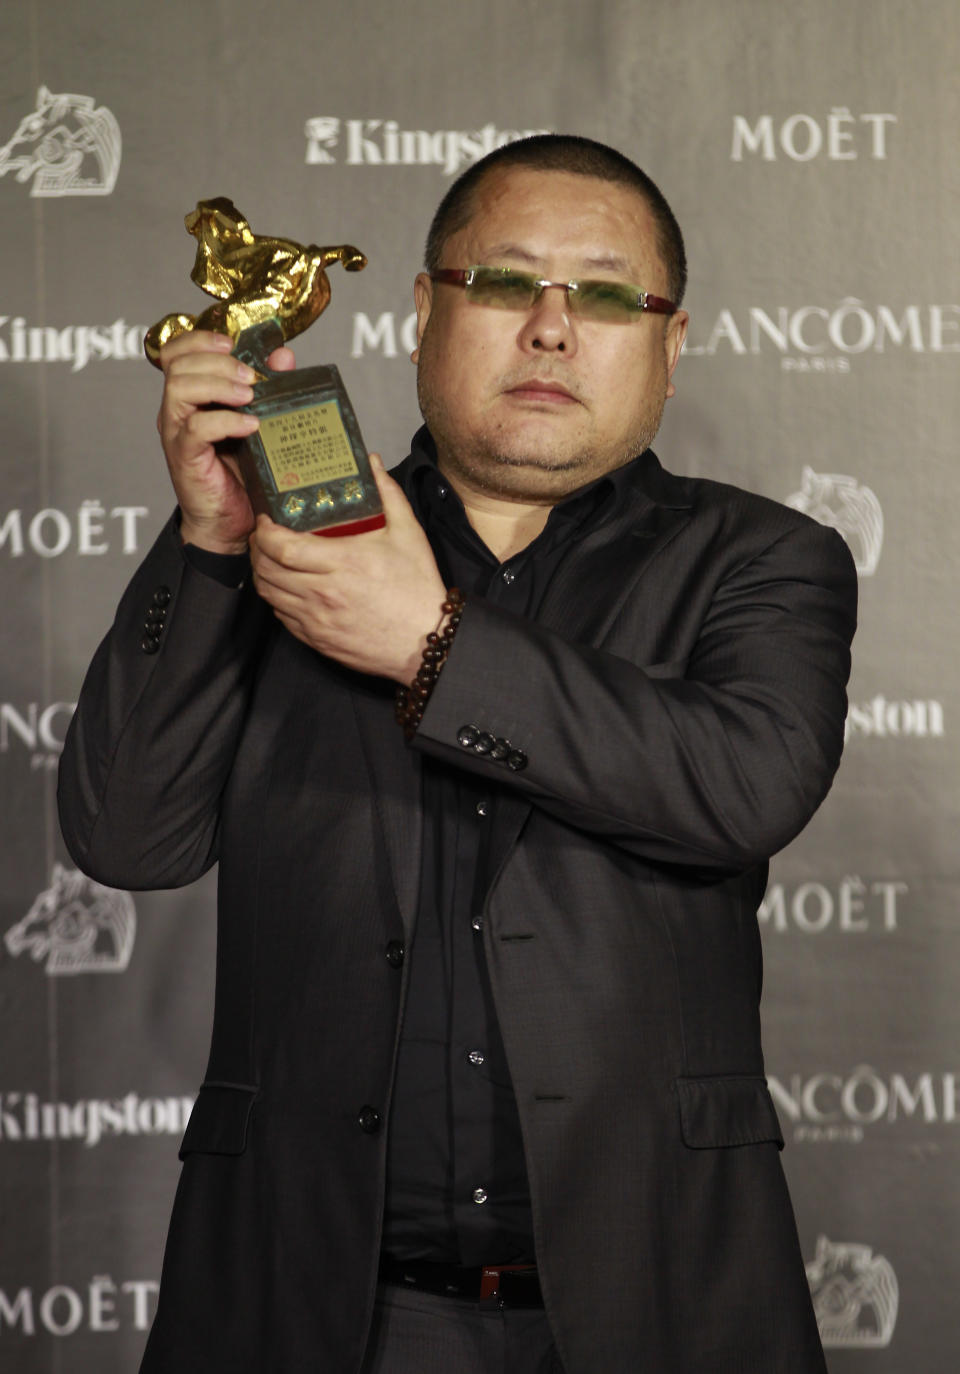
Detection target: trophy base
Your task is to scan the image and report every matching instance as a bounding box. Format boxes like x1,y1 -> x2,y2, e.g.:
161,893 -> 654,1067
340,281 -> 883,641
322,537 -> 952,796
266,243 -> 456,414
228,362 -> 384,536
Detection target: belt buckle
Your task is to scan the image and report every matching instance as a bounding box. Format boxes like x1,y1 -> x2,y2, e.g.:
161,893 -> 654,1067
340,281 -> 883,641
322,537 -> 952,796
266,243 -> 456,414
479,1263 -> 535,1309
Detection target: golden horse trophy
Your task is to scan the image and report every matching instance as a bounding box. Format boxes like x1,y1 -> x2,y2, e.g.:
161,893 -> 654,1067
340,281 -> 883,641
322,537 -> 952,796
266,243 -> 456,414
145,198 -> 383,536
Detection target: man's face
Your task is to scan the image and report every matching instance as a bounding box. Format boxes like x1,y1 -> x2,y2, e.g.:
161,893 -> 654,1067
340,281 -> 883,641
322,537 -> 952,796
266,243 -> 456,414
413,166 -> 688,503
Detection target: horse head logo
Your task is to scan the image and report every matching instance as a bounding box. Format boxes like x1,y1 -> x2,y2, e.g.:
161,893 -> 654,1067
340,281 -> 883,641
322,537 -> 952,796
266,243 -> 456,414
4,864 -> 136,975
304,116 -> 340,164
0,87 -> 121,197
806,1235 -> 899,1347
785,467 -> 883,575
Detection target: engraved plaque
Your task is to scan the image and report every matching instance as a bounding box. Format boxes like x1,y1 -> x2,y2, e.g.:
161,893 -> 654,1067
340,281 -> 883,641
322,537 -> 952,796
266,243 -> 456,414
259,403 -> 358,492
233,359 -> 384,537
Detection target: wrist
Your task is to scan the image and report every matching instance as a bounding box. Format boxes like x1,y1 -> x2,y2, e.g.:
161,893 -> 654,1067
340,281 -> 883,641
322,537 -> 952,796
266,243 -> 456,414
395,589 -> 465,739
179,515 -> 249,557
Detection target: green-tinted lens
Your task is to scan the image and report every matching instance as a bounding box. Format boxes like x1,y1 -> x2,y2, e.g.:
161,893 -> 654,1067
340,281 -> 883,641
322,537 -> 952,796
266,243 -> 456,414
466,267 -> 538,310
573,280 -> 640,323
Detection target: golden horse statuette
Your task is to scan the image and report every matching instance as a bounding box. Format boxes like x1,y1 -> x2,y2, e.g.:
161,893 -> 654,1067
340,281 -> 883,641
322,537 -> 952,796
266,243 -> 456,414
145,198 -> 382,537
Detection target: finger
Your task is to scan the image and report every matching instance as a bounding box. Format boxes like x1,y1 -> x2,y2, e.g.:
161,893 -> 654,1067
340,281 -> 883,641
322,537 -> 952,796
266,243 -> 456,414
250,562 -> 299,607
166,349 -> 255,379
163,371 -> 256,412
249,517 -> 295,571
247,532 -> 285,581
158,330 -> 234,370
266,346 -> 297,372
250,557 -> 332,619
253,516 -> 336,573
171,407 -> 260,455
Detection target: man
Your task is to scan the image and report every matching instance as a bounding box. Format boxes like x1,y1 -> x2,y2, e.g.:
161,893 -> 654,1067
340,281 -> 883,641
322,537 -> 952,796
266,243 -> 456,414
58,135 -> 856,1373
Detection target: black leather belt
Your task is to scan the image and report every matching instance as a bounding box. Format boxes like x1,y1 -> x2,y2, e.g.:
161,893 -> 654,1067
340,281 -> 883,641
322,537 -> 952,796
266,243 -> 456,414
378,1258 -> 544,1308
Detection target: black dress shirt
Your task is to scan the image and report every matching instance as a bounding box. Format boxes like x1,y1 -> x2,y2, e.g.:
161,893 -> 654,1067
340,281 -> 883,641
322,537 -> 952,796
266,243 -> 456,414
381,428 -> 631,1265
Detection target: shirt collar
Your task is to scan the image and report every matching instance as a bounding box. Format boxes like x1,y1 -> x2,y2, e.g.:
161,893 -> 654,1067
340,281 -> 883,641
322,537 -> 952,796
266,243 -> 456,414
402,424 -> 646,531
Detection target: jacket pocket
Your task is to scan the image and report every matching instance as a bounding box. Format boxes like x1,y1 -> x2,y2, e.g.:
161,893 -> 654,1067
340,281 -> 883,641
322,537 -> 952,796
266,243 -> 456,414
178,1081 -> 259,1160
675,1074 -> 784,1150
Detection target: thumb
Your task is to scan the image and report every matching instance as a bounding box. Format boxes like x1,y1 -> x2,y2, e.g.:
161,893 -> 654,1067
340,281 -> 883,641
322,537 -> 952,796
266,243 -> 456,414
266,346 -> 297,372
368,453 -> 413,524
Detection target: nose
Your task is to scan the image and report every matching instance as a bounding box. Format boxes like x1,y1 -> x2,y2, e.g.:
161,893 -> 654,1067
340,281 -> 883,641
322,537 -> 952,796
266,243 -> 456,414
517,282 -> 577,355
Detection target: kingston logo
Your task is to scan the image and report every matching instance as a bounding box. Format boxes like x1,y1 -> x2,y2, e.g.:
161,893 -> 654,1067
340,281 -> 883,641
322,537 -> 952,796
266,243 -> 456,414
305,118 -> 550,174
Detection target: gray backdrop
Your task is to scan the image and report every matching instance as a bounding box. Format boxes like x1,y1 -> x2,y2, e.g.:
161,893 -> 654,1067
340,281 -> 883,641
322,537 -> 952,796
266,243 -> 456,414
1,0 -> 957,1367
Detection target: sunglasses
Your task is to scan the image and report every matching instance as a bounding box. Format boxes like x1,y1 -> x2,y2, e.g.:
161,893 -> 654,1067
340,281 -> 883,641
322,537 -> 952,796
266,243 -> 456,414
430,266 -> 677,323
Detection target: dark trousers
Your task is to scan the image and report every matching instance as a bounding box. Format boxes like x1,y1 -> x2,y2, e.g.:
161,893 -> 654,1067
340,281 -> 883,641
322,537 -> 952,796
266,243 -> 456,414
360,1282 -> 565,1374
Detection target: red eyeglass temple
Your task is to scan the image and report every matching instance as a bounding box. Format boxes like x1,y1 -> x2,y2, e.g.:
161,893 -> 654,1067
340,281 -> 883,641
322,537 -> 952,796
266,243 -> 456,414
429,269 -> 677,315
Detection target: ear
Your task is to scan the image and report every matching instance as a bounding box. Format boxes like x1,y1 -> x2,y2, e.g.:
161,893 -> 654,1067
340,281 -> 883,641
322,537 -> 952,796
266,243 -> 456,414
411,272 -> 433,364
664,309 -> 689,399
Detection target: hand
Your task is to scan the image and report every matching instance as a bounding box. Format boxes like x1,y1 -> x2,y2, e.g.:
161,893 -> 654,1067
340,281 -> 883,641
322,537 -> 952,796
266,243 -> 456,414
249,455 -> 449,682
156,331 -> 296,554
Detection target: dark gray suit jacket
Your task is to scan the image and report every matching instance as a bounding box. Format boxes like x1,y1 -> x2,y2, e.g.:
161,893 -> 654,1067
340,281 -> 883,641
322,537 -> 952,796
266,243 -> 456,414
58,446 -> 857,1374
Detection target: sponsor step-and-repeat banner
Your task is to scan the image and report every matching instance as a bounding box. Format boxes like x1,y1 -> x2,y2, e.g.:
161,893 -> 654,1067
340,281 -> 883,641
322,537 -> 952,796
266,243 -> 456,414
1,1 -> 957,1368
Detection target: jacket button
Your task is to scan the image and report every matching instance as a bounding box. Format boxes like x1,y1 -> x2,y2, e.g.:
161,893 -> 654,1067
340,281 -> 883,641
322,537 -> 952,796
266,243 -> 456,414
490,737 -> 510,761
457,725 -> 479,748
507,750 -> 528,772
141,636 -> 160,655
385,940 -> 405,969
152,585 -> 172,608
358,1106 -> 381,1134
474,732 -> 495,755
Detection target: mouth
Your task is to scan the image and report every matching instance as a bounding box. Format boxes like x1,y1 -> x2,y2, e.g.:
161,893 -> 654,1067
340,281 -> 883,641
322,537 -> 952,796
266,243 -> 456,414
504,378 -> 579,405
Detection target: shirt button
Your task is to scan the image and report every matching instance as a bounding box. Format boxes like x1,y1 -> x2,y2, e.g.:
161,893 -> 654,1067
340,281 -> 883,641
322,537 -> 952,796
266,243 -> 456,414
468,1049 -> 485,1067
471,915 -> 484,932
501,567 -> 515,584
475,800 -> 489,817
472,1187 -> 488,1205
358,1106 -> 381,1134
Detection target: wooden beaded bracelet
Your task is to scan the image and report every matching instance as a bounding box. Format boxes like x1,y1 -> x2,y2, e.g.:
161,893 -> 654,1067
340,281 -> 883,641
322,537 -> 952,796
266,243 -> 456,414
395,588 -> 465,740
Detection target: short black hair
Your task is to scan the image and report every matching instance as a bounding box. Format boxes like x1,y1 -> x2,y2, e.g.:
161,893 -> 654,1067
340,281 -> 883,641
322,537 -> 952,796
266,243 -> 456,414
424,134 -> 687,307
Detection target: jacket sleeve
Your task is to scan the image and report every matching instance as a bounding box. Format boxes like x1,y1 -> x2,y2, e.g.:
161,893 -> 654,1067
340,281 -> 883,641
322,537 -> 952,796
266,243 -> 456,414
57,514 -> 272,890
412,518 -> 857,870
